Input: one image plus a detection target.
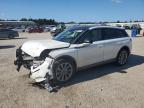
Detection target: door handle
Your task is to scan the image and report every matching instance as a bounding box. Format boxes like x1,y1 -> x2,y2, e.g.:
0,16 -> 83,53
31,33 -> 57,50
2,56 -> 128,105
116,42 -> 122,44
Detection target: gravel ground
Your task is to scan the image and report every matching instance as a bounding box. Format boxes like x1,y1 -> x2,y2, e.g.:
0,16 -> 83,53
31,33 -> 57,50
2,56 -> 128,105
0,32 -> 144,108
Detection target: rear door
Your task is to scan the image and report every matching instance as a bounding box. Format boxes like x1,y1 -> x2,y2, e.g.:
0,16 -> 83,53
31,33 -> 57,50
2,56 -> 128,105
101,28 -> 130,61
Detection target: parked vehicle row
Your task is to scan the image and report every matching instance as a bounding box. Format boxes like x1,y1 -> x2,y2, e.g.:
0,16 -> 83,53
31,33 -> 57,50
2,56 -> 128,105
5,25 -> 57,33
0,24 -> 65,39
27,27 -> 44,33
43,25 -> 57,32
4,24 -> 66,34
12,27 -> 25,32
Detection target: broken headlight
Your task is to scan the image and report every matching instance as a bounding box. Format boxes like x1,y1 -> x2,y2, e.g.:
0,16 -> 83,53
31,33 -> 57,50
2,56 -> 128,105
33,58 -> 44,69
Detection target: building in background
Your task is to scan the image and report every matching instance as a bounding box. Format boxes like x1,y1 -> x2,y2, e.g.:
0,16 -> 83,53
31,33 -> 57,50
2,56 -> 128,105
0,21 -> 36,28
107,22 -> 144,29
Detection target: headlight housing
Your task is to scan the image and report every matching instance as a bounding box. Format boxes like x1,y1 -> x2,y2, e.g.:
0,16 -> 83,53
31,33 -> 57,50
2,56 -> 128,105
33,58 -> 44,69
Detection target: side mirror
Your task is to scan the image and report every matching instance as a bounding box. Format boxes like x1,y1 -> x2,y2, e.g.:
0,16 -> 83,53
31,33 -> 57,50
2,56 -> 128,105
74,42 -> 91,48
82,42 -> 91,47
83,39 -> 93,44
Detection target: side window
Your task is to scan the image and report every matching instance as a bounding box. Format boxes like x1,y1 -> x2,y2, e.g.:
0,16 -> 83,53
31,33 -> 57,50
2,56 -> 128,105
112,29 -> 129,38
112,29 -> 122,38
78,31 -> 92,43
102,28 -> 128,40
102,28 -> 114,40
77,29 -> 102,44
119,30 -> 129,37
91,29 -> 102,42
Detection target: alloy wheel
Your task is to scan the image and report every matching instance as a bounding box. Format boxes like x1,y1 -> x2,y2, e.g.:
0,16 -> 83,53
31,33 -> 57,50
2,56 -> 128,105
118,50 -> 128,65
55,62 -> 73,82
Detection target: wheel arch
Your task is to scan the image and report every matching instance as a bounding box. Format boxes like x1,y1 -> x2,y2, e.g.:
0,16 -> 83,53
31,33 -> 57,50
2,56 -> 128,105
118,46 -> 130,56
55,55 -> 77,70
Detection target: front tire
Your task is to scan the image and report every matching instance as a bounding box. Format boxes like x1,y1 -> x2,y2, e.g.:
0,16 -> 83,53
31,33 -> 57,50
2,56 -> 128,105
116,49 -> 129,65
52,59 -> 75,84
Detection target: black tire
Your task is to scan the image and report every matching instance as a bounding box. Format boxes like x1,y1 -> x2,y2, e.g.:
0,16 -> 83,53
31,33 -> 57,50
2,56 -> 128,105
116,49 -> 129,66
52,59 -> 75,84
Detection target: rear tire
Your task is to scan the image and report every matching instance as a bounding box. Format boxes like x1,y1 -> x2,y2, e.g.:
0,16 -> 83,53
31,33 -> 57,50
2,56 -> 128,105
116,49 -> 129,66
52,59 -> 75,84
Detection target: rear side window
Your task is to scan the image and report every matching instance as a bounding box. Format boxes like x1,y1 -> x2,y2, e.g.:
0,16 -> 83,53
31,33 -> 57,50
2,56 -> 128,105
119,29 -> 129,37
102,28 -> 128,40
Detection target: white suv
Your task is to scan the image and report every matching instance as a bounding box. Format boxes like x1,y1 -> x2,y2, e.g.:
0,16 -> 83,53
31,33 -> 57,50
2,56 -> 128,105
14,26 -> 132,84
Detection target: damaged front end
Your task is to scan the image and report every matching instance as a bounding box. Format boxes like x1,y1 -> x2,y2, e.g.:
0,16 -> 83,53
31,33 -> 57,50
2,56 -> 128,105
30,57 -> 54,82
14,47 -> 33,71
14,47 -> 56,92
14,47 -> 54,82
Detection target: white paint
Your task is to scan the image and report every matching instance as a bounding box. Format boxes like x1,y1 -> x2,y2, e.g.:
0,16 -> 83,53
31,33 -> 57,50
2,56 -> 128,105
21,39 -> 70,57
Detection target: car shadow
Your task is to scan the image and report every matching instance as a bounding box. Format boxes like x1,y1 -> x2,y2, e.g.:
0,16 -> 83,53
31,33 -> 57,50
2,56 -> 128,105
13,37 -> 27,40
31,54 -> 144,92
61,54 -> 144,88
0,45 -> 16,49
0,37 -> 27,40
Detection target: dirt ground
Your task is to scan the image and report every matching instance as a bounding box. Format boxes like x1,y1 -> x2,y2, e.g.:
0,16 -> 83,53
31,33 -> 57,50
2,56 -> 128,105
0,32 -> 144,108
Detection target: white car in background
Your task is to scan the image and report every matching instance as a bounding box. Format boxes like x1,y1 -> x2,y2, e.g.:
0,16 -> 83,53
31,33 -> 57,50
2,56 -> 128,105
12,27 -> 25,32
42,25 -> 57,32
49,25 -> 57,33
14,25 -> 132,90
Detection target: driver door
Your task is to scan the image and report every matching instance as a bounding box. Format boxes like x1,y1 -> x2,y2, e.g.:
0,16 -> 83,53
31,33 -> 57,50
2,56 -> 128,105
76,29 -> 104,68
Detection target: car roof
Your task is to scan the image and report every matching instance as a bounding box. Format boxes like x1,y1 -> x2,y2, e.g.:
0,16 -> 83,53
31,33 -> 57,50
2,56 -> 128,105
89,26 -> 125,30
68,25 -> 124,31
68,25 -> 93,31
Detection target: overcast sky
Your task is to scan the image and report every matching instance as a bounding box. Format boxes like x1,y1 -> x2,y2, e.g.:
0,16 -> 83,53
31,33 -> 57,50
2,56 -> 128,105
0,0 -> 144,22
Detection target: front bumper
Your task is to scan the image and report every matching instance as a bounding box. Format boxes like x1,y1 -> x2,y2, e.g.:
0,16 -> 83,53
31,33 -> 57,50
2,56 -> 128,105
14,48 -> 54,83
30,57 -> 54,82
14,47 -> 33,71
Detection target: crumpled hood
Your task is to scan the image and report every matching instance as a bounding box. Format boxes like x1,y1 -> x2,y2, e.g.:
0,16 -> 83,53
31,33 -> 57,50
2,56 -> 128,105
21,39 -> 70,57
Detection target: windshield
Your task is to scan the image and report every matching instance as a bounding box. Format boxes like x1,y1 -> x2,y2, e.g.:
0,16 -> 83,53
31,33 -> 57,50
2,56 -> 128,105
53,29 -> 84,43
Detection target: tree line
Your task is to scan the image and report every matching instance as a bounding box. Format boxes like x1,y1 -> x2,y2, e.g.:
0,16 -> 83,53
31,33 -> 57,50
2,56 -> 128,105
20,18 -> 58,25
0,18 -> 58,25
0,18 -> 144,25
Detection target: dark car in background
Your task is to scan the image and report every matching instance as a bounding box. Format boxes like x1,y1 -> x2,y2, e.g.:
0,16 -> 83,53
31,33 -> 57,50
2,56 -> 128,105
0,29 -> 19,39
